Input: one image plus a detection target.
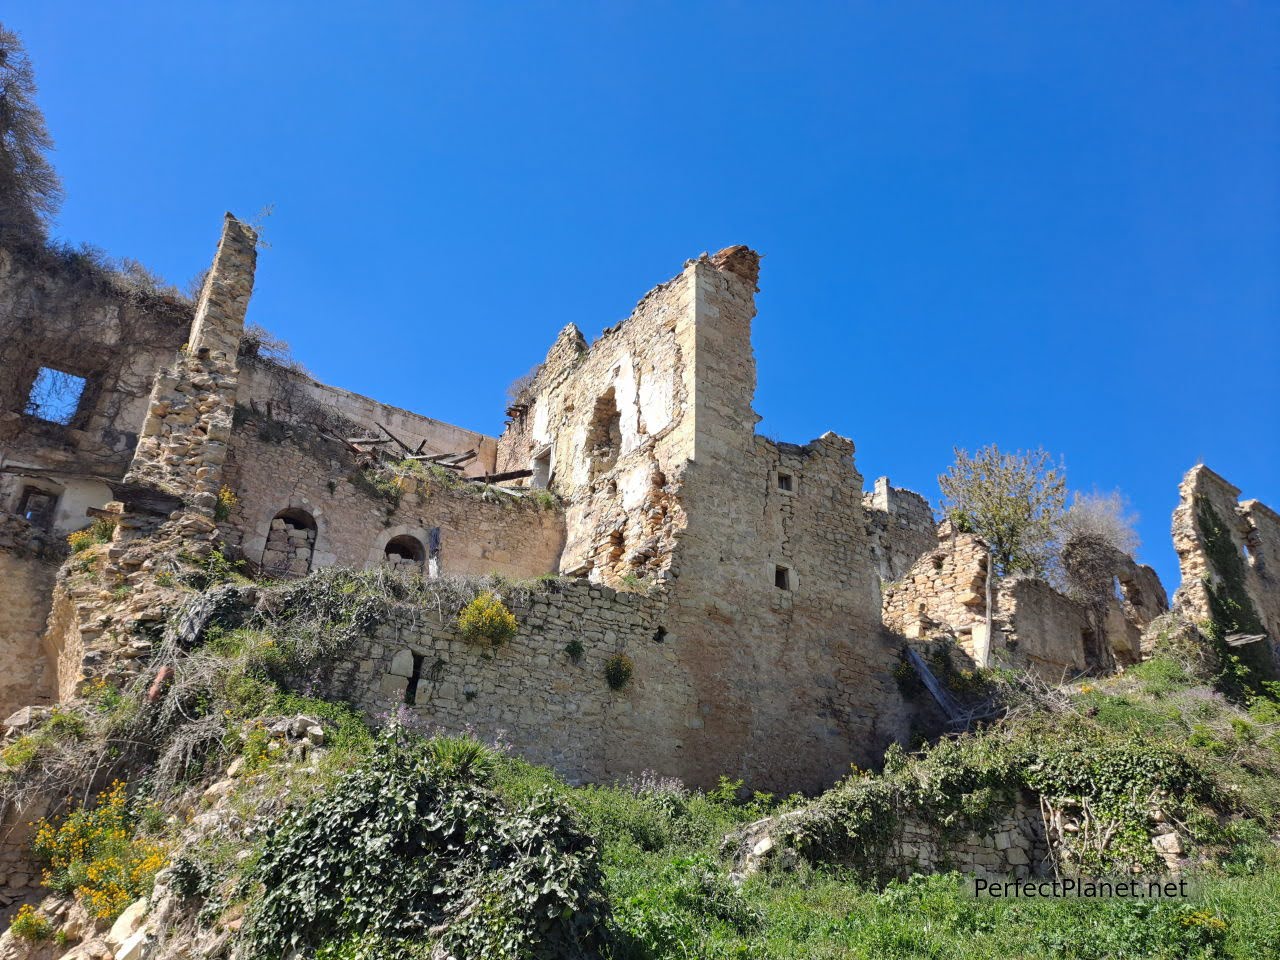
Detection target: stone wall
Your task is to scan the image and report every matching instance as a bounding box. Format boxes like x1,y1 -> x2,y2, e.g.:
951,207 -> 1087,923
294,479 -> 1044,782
882,520 -> 1161,679
883,520 -> 990,648
328,579 -> 694,785
237,360 -> 498,477
499,246 -> 912,792
219,410 -> 565,581
0,518 -> 63,718
125,215 -> 257,515
0,241 -> 191,481
1172,464 -> 1280,671
893,792 -> 1049,881
495,262 -> 697,583
864,476 -> 937,582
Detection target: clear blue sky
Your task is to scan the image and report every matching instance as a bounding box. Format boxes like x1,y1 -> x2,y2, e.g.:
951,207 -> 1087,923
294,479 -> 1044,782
14,2 -> 1280,592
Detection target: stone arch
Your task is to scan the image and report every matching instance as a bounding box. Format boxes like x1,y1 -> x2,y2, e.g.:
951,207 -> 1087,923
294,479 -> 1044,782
384,534 -> 426,571
369,525 -> 438,574
261,507 -> 318,578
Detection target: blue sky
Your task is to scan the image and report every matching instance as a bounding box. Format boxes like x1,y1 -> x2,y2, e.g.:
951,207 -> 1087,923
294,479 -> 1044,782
14,1 -> 1280,591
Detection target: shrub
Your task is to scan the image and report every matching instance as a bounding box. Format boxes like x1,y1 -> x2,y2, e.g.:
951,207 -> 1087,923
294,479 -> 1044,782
0,735 -> 41,770
67,516 -> 117,553
247,732 -> 609,960
605,653 -> 634,691
33,780 -> 168,921
8,904 -> 52,942
457,592 -> 518,646
564,639 -> 585,663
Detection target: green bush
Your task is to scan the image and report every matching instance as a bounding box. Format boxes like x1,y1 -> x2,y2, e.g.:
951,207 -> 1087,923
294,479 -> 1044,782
247,731 -> 610,960
8,905 -> 53,942
605,653 -> 634,691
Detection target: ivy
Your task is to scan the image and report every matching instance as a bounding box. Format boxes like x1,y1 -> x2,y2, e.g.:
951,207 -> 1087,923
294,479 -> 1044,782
246,731 -> 610,959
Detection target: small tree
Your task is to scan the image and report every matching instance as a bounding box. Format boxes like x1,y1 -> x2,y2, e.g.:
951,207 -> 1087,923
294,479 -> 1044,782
938,445 -> 1066,578
0,25 -> 62,241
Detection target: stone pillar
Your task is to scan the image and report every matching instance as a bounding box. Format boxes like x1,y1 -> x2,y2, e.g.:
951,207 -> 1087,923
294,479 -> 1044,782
187,213 -> 258,359
125,214 -> 258,513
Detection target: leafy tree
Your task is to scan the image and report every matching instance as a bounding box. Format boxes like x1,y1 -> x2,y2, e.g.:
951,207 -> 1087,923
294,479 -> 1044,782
0,24 -> 61,241
938,444 -> 1066,578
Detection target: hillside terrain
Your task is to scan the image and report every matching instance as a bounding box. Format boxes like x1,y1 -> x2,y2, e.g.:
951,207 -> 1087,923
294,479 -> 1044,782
2,564 -> 1279,960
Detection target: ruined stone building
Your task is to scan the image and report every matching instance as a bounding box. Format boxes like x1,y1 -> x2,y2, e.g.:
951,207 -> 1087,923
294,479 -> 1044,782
2,213 -> 1278,798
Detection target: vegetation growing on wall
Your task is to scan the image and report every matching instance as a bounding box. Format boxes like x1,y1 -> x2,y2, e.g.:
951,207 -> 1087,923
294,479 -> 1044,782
1194,496 -> 1273,691
457,591 -> 519,646
605,653 -> 635,691
66,515 -> 117,553
5,561 -> 1280,957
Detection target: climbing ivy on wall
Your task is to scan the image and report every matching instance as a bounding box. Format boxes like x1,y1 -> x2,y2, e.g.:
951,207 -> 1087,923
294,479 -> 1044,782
1194,496 -> 1273,687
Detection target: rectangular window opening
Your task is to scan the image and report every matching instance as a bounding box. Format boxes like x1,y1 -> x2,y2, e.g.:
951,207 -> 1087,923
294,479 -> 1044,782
17,487 -> 58,530
777,471 -> 794,492
26,367 -> 87,426
775,565 -> 792,590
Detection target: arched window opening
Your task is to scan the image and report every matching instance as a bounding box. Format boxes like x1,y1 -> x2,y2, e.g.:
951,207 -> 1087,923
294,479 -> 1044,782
262,508 -> 317,578
384,534 -> 426,570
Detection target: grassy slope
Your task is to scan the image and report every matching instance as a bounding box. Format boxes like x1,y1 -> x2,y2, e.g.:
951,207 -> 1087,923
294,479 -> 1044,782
5,569 -> 1280,959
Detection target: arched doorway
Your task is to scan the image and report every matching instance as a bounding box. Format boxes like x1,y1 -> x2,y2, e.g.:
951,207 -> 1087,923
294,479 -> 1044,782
262,508 -> 317,578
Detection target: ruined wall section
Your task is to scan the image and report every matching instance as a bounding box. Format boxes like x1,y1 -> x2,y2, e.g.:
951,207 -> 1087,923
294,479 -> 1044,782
329,580 -> 693,784
237,361 -> 498,477
863,477 -> 938,582
125,216 -> 257,515
1172,465 -> 1280,671
883,520 -> 1160,679
0,243 -> 192,484
883,521 -> 990,648
650,251 -> 908,792
496,265 -> 698,584
0,517 -> 63,718
219,410 -> 563,580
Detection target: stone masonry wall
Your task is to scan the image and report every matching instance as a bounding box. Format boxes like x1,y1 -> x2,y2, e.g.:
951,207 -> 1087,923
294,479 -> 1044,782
125,215 -> 257,515
496,263 -> 697,584
328,579 -> 695,785
892,792 -> 1049,881
220,411 -> 564,580
237,360 -> 498,477
0,241 -> 191,478
1172,464 -> 1280,669
661,251 -> 910,793
883,520 -> 990,647
864,476 -> 938,582
0,517 -> 63,718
